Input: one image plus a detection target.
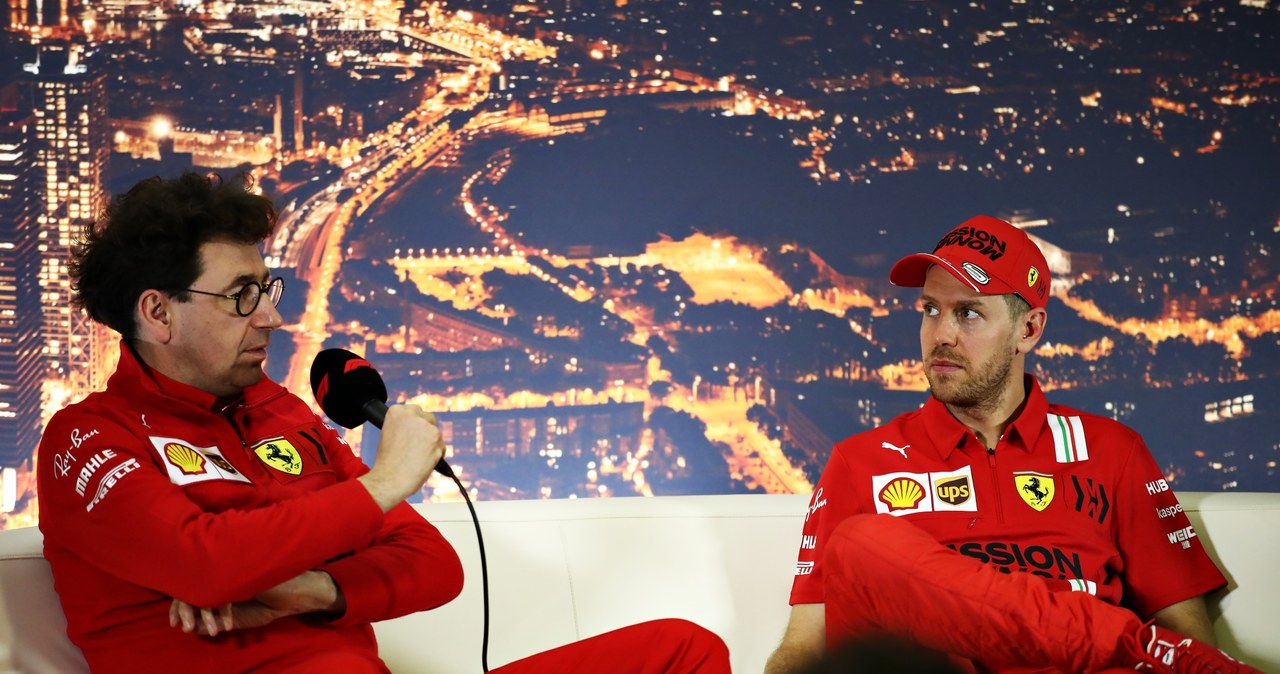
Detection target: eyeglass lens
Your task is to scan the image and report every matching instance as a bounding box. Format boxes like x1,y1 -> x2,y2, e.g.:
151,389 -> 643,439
236,278 -> 284,316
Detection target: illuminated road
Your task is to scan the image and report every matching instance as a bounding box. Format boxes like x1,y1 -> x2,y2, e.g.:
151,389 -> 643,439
270,10 -> 831,492
278,89 -> 487,400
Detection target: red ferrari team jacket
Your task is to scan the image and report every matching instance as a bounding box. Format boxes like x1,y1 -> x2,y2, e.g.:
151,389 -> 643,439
37,343 -> 463,672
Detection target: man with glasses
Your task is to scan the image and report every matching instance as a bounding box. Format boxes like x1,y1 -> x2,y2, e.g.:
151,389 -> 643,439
37,171 -> 728,674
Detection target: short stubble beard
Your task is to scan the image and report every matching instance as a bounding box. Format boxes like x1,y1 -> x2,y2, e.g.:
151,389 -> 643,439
926,336 -> 1019,416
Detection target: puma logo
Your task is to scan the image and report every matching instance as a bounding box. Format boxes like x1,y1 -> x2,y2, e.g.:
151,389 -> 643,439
881,441 -> 910,459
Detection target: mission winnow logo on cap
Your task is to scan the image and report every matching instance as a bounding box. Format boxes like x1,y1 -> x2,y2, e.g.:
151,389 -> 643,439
888,214 -> 1051,309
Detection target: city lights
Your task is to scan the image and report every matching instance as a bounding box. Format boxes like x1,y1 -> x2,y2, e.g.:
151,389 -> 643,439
0,0 -> 1276,522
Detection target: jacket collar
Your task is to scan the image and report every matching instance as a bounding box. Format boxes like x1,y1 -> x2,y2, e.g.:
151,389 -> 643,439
109,340 -> 284,412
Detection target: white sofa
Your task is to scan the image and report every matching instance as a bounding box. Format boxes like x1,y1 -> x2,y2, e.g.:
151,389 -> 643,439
0,492 -> 1276,673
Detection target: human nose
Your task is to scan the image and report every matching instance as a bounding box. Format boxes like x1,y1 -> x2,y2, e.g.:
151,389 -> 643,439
930,313 -> 959,348
249,292 -> 283,329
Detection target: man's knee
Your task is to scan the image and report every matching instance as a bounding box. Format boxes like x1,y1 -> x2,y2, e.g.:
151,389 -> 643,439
631,619 -> 729,671
830,513 -> 884,539
830,513 -> 924,543
824,514 -> 940,581
827,514 -> 917,558
641,618 -> 728,653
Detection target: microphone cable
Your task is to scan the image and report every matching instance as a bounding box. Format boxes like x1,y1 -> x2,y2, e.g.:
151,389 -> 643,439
309,348 -> 491,669
442,468 -> 490,673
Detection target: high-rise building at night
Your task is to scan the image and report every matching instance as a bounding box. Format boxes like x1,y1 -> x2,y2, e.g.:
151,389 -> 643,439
78,0 -> 139,21
291,69 -> 305,153
440,402 -> 645,460
24,41 -> 109,389
4,0 -> 68,29
0,88 -> 44,473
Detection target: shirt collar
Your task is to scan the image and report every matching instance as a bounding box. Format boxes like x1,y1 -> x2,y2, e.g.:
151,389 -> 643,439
110,340 -> 282,412
919,374 -> 1049,460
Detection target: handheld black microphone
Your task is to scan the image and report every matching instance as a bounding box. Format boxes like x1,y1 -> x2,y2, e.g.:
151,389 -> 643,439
310,348 -> 454,478
313,349 -> 492,672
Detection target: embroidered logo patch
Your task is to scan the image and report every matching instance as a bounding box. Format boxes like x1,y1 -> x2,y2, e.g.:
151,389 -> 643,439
1048,413 -> 1089,463
149,436 -> 250,486
934,474 -> 972,507
878,477 -> 927,511
961,262 -> 991,285
871,466 -> 977,516
1067,579 -> 1097,595
1014,472 -> 1055,512
253,438 -> 303,476
1070,475 -> 1111,524
165,443 -> 206,475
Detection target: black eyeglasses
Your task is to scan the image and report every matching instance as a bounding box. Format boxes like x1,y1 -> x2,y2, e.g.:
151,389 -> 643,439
179,278 -> 285,317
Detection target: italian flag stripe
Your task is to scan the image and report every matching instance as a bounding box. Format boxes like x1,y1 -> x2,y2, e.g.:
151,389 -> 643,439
1068,415 -> 1089,461
1050,414 -> 1089,463
1068,579 -> 1098,595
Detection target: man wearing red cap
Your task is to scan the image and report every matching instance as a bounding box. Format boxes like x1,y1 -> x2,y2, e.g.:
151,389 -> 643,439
764,216 -> 1263,674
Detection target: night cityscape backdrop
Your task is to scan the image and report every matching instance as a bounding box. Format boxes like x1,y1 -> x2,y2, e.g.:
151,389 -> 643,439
1,0 -> 1277,529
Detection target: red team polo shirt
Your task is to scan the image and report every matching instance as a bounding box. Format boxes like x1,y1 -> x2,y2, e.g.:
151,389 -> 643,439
790,376 -> 1225,621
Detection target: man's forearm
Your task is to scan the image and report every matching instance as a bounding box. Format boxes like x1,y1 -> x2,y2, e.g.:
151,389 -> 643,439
764,642 -> 821,674
1151,596 -> 1216,646
767,603 -> 826,674
259,570 -> 346,616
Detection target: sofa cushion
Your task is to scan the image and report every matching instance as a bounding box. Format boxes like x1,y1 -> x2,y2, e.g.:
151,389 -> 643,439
0,493 -> 1276,673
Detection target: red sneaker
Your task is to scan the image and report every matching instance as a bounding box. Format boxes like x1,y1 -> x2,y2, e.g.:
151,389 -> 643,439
1123,624 -> 1264,674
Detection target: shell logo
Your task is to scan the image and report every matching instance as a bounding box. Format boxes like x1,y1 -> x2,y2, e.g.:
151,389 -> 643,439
878,477 -> 926,511
165,443 -> 207,476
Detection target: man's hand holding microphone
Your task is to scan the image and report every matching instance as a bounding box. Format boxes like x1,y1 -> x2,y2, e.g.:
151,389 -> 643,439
310,348 -> 455,512
358,403 -> 447,512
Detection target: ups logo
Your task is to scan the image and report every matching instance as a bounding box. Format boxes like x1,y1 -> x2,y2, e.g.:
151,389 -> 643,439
934,475 -> 972,506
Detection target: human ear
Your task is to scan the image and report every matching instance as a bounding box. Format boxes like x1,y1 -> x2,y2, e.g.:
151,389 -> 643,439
1016,308 -> 1047,354
136,290 -> 174,344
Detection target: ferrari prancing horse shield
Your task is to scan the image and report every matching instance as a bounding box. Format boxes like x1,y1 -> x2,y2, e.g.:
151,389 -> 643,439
1014,471 -> 1055,511
253,438 -> 303,476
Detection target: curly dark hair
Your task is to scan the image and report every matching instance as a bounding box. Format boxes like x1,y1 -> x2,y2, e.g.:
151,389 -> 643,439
71,171 -> 277,342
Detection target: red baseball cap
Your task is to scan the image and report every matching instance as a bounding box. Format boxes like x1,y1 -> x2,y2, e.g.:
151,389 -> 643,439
889,215 -> 1050,309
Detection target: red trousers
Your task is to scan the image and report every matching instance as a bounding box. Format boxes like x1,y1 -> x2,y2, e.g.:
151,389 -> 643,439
495,619 -> 730,674
823,515 -> 1143,674
277,618 -> 729,674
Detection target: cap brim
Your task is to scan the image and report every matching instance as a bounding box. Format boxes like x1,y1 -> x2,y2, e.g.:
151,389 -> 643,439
891,252 -> 1031,301
890,253 -> 952,288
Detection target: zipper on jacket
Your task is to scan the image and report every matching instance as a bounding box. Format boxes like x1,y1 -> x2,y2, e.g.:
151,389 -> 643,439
217,388 -> 287,450
218,402 -> 249,448
986,445 -> 1005,523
